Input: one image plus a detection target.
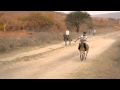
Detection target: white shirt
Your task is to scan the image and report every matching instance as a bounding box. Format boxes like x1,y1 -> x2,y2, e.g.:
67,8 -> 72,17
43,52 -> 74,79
93,30 -> 96,33
79,35 -> 87,43
66,30 -> 69,35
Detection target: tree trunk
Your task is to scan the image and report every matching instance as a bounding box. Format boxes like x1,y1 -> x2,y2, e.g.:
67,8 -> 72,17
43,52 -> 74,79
3,23 -> 6,33
76,24 -> 79,33
75,21 -> 80,33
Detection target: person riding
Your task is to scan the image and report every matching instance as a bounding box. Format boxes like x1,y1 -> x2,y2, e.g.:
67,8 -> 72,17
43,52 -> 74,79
93,29 -> 96,36
65,28 -> 70,40
75,32 -> 87,51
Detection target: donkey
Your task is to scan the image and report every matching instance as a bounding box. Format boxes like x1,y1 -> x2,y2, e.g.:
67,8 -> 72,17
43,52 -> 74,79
79,38 -> 89,60
63,34 -> 72,46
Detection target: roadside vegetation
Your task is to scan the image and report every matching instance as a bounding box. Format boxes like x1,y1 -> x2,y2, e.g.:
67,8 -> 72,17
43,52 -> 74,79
0,11 -> 120,53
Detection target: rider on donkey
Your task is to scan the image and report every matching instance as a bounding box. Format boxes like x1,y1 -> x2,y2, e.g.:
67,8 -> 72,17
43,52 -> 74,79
74,32 -> 87,51
65,28 -> 70,40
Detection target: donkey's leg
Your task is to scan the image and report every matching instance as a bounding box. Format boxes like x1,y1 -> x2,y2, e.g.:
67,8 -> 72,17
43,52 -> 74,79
65,41 -> 67,46
65,39 -> 67,46
85,44 -> 89,59
85,51 -> 88,59
80,51 -> 84,60
85,51 -> 87,59
69,40 -> 71,45
80,51 -> 82,60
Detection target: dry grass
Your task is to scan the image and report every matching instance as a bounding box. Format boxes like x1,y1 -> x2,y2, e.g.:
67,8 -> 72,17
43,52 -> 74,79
0,30 -> 78,53
0,28 -> 120,54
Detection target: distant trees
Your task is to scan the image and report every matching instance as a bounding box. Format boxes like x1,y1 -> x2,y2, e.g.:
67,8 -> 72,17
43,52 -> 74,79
86,18 -> 93,30
0,13 -> 4,31
17,16 -> 27,30
2,11 -> 120,33
0,12 -> 66,32
17,12 -> 55,32
65,11 -> 91,33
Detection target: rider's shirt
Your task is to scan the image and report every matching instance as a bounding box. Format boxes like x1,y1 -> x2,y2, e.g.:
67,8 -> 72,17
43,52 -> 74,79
93,30 -> 96,33
79,35 -> 87,43
66,29 -> 69,35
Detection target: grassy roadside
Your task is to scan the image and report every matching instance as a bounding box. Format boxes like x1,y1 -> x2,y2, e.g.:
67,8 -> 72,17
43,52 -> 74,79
0,29 -> 119,54
0,31 -> 78,54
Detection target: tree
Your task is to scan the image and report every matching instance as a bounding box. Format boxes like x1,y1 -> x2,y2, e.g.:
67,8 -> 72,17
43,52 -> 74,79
0,12 -> 7,33
65,11 -> 91,33
85,18 -> 93,35
85,18 -> 93,29
3,20 -> 7,33
22,12 -> 55,32
17,16 -> 27,30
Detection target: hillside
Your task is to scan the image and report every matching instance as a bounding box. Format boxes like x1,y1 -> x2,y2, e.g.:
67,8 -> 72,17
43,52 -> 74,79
92,12 -> 120,19
0,11 -> 66,20
0,11 -> 67,32
0,11 -> 119,30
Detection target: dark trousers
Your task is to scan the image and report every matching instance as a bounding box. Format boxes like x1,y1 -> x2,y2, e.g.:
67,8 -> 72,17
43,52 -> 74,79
66,35 -> 69,40
78,43 -> 87,51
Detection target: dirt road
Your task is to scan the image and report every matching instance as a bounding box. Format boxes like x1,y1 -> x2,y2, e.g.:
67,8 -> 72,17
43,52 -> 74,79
0,31 -> 120,79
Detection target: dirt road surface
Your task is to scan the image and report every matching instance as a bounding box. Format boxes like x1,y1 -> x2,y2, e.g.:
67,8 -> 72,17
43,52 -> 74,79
0,31 -> 120,79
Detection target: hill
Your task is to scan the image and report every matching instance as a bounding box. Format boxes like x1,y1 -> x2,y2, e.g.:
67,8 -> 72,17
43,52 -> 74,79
92,12 -> 120,19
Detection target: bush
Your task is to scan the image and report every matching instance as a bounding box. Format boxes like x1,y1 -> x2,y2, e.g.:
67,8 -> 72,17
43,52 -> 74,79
0,46 -> 6,53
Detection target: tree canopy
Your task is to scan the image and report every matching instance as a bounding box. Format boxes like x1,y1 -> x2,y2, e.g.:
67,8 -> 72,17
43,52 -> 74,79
65,11 -> 91,32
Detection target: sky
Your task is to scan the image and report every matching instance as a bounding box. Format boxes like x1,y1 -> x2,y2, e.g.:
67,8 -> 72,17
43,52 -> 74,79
56,11 -> 120,15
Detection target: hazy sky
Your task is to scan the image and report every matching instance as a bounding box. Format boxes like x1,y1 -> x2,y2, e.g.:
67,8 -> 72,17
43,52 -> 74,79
56,11 -> 120,15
